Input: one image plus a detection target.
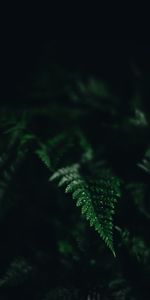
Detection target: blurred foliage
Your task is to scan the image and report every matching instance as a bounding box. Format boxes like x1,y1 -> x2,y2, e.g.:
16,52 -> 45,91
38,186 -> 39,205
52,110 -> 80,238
0,41 -> 150,299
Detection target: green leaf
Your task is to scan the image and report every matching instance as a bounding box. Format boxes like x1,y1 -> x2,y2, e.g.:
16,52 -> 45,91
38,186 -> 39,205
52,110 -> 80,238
50,164 -> 121,256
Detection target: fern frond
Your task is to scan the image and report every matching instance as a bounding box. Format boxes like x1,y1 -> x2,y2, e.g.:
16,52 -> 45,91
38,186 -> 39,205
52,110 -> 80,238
50,164 -> 120,256
36,132 -> 74,170
0,123 -> 34,219
76,130 -> 93,162
36,130 -> 94,175
68,78 -> 118,116
0,257 -> 32,287
36,144 -> 52,169
43,287 -> 79,300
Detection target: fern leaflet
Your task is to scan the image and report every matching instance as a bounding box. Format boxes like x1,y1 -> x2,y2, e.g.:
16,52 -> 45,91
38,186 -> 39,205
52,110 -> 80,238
50,164 -> 120,256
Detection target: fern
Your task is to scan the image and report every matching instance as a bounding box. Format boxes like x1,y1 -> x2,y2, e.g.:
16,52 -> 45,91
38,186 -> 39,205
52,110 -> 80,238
0,257 -> 33,287
36,131 -> 121,256
76,129 -> 93,162
43,287 -> 79,300
50,163 -> 120,256
0,117 -> 35,219
36,143 -> 52,169
36,129 -> 93,172
68,78 -> 118,116
36,132 -> 74,171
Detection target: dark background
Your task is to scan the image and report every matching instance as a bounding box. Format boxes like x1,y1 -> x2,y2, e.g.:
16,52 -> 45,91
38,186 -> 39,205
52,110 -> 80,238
1,39 -> 150,102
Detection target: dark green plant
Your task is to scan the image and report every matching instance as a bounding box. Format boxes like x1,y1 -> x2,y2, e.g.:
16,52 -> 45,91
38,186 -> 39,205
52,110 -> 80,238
36,130 -> 121,256
0,72 -> 150,299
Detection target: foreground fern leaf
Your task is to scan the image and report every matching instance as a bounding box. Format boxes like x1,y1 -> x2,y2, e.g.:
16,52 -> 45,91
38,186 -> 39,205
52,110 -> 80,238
50,164 -> 120,256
